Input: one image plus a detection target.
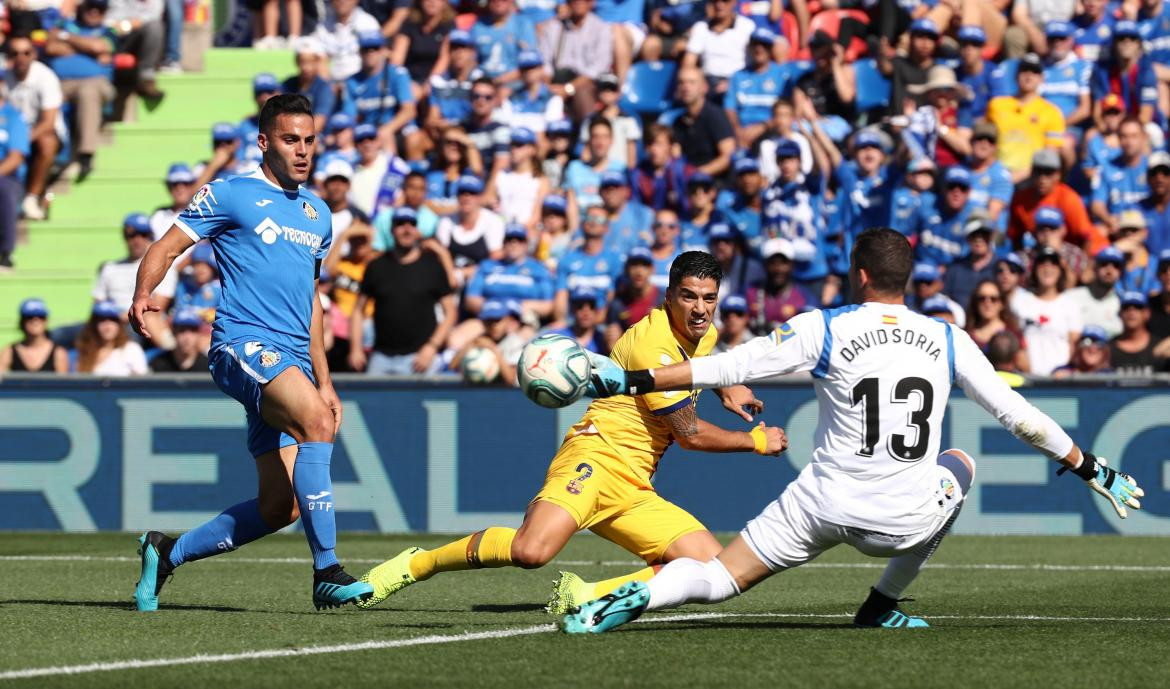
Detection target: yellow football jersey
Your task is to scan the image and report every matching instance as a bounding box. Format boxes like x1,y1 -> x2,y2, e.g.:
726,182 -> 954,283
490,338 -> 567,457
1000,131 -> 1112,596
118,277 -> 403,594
987,95 -> 1065,175
569,305 -> 717,485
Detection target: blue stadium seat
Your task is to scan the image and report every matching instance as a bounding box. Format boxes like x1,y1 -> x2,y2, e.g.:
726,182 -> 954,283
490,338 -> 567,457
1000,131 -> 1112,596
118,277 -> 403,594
854,58 -> 890,114
620,61 -> 678,115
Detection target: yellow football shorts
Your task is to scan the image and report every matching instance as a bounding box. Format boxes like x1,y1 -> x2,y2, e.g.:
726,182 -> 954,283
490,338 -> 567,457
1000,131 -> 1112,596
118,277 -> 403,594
532,433 -> 707,564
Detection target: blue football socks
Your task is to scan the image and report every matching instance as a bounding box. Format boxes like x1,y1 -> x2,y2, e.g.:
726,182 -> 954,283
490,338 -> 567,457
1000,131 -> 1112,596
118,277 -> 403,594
169,498 -> 275,568
293,442 -> 340,570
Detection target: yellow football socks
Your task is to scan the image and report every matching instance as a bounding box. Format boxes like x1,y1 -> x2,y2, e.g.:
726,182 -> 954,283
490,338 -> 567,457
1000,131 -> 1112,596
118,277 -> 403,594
589,565 -> 661,599
408,527 -> 517,581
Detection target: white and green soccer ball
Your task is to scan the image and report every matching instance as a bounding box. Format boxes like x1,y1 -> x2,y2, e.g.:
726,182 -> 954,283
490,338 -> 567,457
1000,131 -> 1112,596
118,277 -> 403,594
462,346 -> 501,384
517,333 -> 591,408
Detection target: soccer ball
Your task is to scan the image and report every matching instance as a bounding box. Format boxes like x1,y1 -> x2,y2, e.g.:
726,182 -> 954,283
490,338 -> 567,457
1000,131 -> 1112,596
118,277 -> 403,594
462,346 -> 500,384
517,334 -> 592,408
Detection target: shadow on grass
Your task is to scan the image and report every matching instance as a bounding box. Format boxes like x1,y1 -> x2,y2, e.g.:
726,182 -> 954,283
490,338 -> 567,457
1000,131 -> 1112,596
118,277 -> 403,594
471,603 -> 546,613
1,599 -> 248,613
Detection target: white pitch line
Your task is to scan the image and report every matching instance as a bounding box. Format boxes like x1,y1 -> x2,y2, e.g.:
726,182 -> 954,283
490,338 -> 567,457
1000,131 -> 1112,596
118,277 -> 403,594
4,610 -> 1169,681
3,555 -> 1170,573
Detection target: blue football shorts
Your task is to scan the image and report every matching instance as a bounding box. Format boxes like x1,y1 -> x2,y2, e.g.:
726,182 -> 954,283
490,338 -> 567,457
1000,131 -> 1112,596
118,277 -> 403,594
209,339 -> 315,457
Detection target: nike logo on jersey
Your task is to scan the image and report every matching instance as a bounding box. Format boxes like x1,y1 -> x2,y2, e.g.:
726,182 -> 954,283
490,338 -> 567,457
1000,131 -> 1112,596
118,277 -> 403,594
255,199 -> 273,207
244,342 -> 263,356
307,491 -> 331,500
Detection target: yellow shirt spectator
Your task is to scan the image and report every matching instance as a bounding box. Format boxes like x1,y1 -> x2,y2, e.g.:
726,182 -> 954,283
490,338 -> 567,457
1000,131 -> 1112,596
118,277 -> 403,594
987,95 -> 1065,177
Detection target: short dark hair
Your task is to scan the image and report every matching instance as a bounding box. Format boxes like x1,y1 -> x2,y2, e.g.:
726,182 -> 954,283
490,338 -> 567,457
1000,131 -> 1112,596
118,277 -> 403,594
851,227 -> 914,296
258,93 -> 314,135
406,170 -> 426,183
588,115 -> 613,136
668,251 -> 723,291
987,331 -> 1020,367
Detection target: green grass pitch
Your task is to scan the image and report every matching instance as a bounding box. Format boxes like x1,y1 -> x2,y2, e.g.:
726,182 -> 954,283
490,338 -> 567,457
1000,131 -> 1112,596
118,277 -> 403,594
2,533 -> 1168,688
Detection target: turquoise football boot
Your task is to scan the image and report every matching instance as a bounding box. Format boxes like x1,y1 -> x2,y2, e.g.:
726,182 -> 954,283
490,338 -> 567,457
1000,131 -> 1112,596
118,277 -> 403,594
135,531 -> 176,612
853,587 -> 930,628
560,581 -> 650,634
312,564 -> 375,610
874,610 -> 930,628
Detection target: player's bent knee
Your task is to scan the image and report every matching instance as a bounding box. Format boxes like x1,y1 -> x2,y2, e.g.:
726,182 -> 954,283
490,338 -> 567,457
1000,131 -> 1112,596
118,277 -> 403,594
941,448 -> 976,477
296,410 -> 335,443
258,497 -> 299,528
510,539 -> 556,569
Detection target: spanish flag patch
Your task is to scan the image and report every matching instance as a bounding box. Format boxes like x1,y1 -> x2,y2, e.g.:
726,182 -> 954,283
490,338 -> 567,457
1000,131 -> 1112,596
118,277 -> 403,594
882,314 -> 898,326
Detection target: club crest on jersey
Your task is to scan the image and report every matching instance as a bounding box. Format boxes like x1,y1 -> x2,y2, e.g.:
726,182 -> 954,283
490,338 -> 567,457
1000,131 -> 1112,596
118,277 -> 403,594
302,201 -> 318,220
259,350 -> 282,368
187,184 -> 217,217
565,463 -> 593,495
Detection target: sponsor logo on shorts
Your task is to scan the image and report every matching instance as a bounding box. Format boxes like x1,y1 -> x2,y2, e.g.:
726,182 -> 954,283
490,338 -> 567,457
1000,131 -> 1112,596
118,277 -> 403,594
566,462 -> 593,495
244,341 -> 263,356
941,477 -> 955,500
259,350 -> 282,368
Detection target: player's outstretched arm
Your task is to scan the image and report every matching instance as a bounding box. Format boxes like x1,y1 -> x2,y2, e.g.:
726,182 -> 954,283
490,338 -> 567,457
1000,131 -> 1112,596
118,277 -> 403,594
129,226 -> 195,339
951,326 -> 1144,518
663,404 -> 787,456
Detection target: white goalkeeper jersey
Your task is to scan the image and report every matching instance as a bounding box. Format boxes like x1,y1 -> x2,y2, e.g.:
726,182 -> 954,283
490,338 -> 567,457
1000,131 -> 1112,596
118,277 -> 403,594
689,301 -> 1075,534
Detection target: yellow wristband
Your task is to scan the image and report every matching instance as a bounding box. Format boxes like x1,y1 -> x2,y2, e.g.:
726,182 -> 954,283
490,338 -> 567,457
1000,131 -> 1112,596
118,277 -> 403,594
750,426 -> 768,455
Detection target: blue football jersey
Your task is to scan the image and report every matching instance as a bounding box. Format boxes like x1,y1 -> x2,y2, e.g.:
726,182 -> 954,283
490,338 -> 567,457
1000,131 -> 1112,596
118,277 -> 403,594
466,256 -> 555,302
1073,13 -> 1115,62
174,169 -> 333,356
1039,54 -> 1091,120
1139,5 -> 1170,65
471,14 -> 538,79
916,202 -> 974,266
555,248 -> 624,295
237,116 -> 263,166
345,64 -> 415,127
762,175 -> 831,282
966,161 -> 1013,229
889,186 -> 932,238
1092,155 -> 1148,215
724,63 -> 788,127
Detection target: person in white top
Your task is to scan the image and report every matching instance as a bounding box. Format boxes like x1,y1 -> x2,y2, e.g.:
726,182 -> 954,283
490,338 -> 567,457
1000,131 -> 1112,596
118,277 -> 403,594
4,35 -> 64,221
1013,246 -> 1082,375
74,300 -> 149,376
488,127 -> 548,230
435,175 -> 505,287
682,0 -> 756,93
313,0 -> 382,81
565,228 -> 1144,633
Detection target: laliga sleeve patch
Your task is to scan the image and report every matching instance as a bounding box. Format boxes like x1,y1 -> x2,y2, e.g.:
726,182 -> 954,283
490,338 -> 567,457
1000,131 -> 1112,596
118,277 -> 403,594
771,322 -> 796,345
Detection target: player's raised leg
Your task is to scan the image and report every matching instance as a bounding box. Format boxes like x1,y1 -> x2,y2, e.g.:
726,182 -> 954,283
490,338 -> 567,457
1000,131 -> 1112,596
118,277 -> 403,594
853,448 -> 977,629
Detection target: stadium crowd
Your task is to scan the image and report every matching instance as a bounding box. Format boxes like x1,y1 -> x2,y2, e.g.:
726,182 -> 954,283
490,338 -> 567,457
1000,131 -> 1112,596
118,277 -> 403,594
7,0 -> 1170,381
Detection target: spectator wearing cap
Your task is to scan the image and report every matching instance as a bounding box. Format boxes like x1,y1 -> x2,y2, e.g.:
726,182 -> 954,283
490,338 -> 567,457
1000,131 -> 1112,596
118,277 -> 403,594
1036,22 -> 1092,132
554,205 -> 623,321
450,299 -> 529,385
391,0 -> 455,87
1008,149 -> 1105,255
879,17 -> 938,118
682,0 -> 756,99
679,171 -> 725,245
746,236 -> 816,334
192,122 -> 247,188
1066,246 -> 1124,337
314,0 -> 383,82
599,171 -> 653,255
831,129 -> 897,241
318,158 -> 372,248
956,26 -> 994,123
890,157 -> 936,239
372,172 -> 450,277
713,295 -> 750,353
761,137 -> 836,302
437,176 -> 507,289
472,0 -> 538,89
904,66 -> 974,169
965,122 -> 1013,230
994,251 -> 1029,307
1014,245 -> 1082,375
425,30 -> 479,135
1091,20 -> 1158,127
172,241 -> 220,327
1052,325 -> 1113,378
541,119 -> 574,188
965,278 -> 1029,372
0,298 -> 68,373
0,88 -> 30,266
606,247 -> 661,344
235,73 -> 281,171
282,37 -> 338,134
724,28 -> 788,149
106,0 -> 166,99
351,121 -> 413,216
564,117 -> 627,227
463,223 -> 554,325
1090,118 -> 1148,234
756,99 -> 812,184
1112,208 -> 1157,294
5,36 -> 63,223
669,67 -> 735,177
425,127 -> 485,215
488,127 -> 549,230
630,123 -> 687,212
351,205 -> 456,374
149,163 -> 197,239
647,210 -> 681,286
345,32 -> 422,159
43,0 -> 118,183
1139,151 -> 1170,256
94,213 -> 176,325
909,262 -> 965,328
943,214 -> 999,308
535,194 -> 572,268
323,210 -> 378,371
708,222 -> 763,306
988,53 -> 1066,181
325,113 -> 360,165
1028,205 -> 1090,288
544,289 -> 608,354
577,72 -> 641,170
795,31 -> 856,137
1072,0 -> 1117,63
535,0 -> 615,121
917,166 -> 976,267
1147,250 -> 1170,340
75,300 -> 148,375
920,295 -> 958,324
506,51 -> 565,137
1082,94 -> 1127,184
150,308 -> 210,373
1110,291 -> 1165,375
720,156 -> 765,244
465,76 -> 512,181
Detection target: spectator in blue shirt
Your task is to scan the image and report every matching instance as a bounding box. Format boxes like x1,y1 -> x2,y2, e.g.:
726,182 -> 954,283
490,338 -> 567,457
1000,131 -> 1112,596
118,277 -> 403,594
1091,118 -> 1148,233
324,113 -> 360,165
1073,0 -> 1117,62
707,222 -> 763,305
425,29 -> 478,136
564,116 -> 627,228
465,75 -> 511,180
283,36 -> 337,134
508,50 -> 564,135
1137,0 -> 1170,66
761,138 -> 832,297
236,73 -> 280,170
725,28 -> 789,148
1040,21 -> 1092,131
943,215 -> 999,310
0,87 -> 29,270
890,157 -> 937,239
465,224 -> 555,320
346,31 -> 421,158
720,156 -> 765,246
918,166 -> 977,266
471,0 -> 538,87
173,243 -> 222,323
1082,94 -> 1126,185
599,170 -> 654,255
554,206 -> 624,321
646,214 -> 680,289
956,25 -> 994,124
1139,151 -> 1170,257
546,288 -> 609,353
426,127 -> 484,215
1091,21 -> 1159,126
966,121 -> 1014,230
679,171 -> 725,247
831,129 -> 901,239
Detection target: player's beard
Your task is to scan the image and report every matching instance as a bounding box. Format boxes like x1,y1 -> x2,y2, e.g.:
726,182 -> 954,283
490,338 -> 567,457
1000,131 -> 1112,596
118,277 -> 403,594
265,150 -> 311,189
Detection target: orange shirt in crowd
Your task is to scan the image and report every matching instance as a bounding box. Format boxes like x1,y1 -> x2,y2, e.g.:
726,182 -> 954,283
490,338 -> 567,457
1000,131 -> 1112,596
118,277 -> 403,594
1008,183 -> 1110,256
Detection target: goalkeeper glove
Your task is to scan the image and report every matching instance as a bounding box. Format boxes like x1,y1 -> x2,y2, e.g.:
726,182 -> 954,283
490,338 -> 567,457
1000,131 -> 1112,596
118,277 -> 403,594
1058,452 -> 1144,519
584,352 -> 655,398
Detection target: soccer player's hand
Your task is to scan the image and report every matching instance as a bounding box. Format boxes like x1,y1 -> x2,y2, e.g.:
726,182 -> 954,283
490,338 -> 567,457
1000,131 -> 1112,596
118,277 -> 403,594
1061,453 -> 1144,519
585,351 -> 628,398
718,385 -> 763,422
128,296 -> 160,340
319,383 -> 343,435
752,423 -> 788,456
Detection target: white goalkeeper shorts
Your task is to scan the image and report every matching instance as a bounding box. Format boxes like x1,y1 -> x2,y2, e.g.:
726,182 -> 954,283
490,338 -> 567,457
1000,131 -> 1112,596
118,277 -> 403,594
742,451 -> 973,572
